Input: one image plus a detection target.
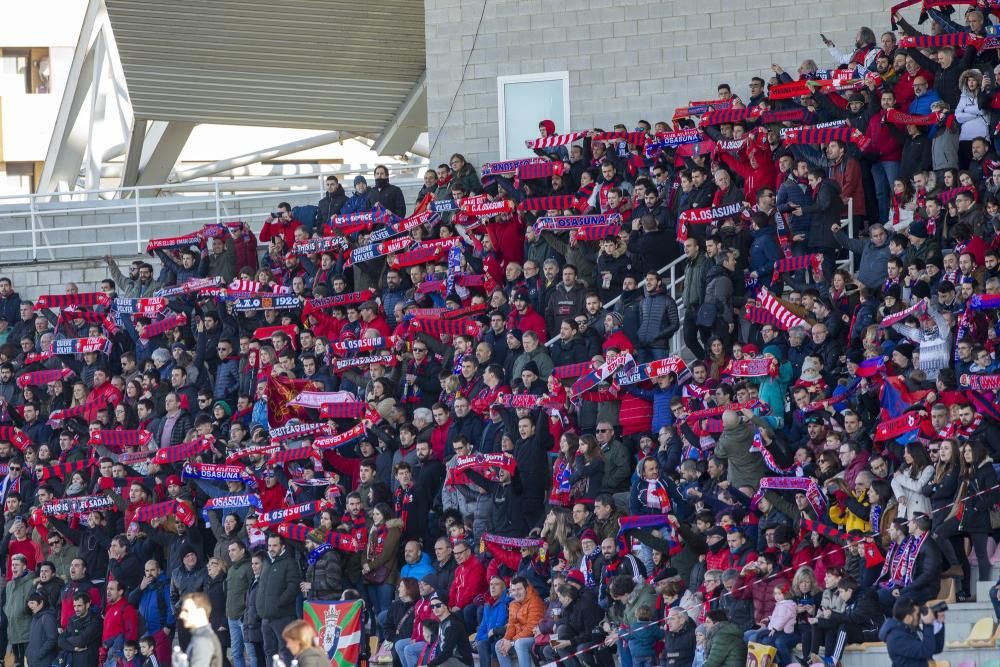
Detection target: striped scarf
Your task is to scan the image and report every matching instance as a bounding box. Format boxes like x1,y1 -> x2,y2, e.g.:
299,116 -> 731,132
516,160 -> 565,181
313,423 -> 367,451
879,299 -> 927,328
88,429 -> 154,449
517,195 -> 584,212
16,368 -> 73,388
389,246 -> 445,270
134,500 -> 195,526
523,133 -> 588,149
552,362 -> 592,379
152,437 -> 214,464
23,352 -> 54,366
57,310 -> 119,336
699,108 -> 762,126
49,394 -> 110,423
771,254 -> 822,283
0,427 -> 31,451
575,223 -> 621,241
269,422 -> 333,442
592,130 -> 649,145
899,33 -> 974,48
269,446 -> 319,466
139,312 -> 188,341
959,374 -> 1000,391
318,401 -> 370,419
783,127 -> 870,151
34,292 -> 111,310
154,276 -> 223,297
756,288 -> 808,330
407,317 -> 482,338
40,458 -> 99,481
332,353 -> 395,372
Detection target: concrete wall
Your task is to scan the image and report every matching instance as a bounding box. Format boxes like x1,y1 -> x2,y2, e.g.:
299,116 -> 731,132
425,0 -> 897,166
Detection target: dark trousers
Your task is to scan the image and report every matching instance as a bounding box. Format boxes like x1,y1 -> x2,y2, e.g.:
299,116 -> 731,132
261,616 -> 295,667
682,311 -> 705,359
12,642 -> 25,667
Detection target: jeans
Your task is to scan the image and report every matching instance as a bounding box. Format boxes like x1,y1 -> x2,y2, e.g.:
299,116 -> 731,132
990,582 -> 1000,620
617,638 -> 633,667
229,618 -> 248,667
496,637 -> 536,667
477,637 -> 499,667
104,636 -> 124,667
871,160 -> 899,226
364,583 -> 394,636
637,347 -> 668,364
402,640 -> 426,667
394,639 -> 413,667
261,616 -> 295,667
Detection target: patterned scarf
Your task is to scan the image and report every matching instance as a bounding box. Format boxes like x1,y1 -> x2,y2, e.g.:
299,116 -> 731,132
16,368 -> 73,388
34,292 -> 111,310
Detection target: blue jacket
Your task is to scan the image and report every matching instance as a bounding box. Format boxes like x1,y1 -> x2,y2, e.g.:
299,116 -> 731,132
624,383 -> 679,434
475,591 -> 510,641
909,90 -> 943,138
749,227 -> 782,288
213,358 -> 240,400
878,618 -> 944,667
776,175 -> 812,235
628,620 -> 661,659
0,293 -> 21,326
129,574 -> 174,632
400,552 -> 434,582
341,191 -> 372,216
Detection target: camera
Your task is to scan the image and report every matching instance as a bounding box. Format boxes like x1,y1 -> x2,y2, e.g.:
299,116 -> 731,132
270,212 -> 281,219
920,601 -> 948,615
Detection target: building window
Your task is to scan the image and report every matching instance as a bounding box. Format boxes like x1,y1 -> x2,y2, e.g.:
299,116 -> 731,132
497,72 -> 570,160
0,48 -> 51,94
3,162 -> 35,195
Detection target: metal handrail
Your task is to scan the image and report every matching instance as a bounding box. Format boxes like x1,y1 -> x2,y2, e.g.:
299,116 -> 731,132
544,197 -> 856,356
0,170 -> 427,262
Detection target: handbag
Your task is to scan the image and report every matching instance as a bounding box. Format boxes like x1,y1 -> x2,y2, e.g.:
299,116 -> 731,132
363,564 -> 390,584
695,301 -> 718,328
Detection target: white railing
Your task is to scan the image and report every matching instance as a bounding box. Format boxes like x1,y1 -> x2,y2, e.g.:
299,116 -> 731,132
0,167 -> 427,262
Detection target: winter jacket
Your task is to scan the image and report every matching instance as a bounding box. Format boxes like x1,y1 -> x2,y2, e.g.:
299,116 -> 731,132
170,564 -> 207,612
503,585 -> 545,641
703,621 -> 748,667
556,594 -> 604,647
449,555 -> 487,610
865,110 -> 904,162
306,547 -> 343,601
955,80 -> 989,141
507,306 -> 547,342
703,263 -> 734,324
317,186 -> 348,227
662,617 -> 697,667
749,227 -> 782,289
767,598 -> 797,633
891,466 -> 934,519
341,190 -> 372,216
4,572 -> 33,643
715,416 -> 770,489
224,556 -> 254,620
127,574 -> 173,634
682,252 -> 710,310
960,460 -> 1000,534
58,609 -> 102,667
833,229 -> 891,289
26,607 -> 58,667
878,618 -> 945,667
637,287 -> 680,348
800,178 -> 843,250
256,546 -> 302,619
544,282 -> 588,337
242,576 -> 262,643
549,336 -> 590,367
475,590 -> 510,642
367,181 -> 406,218
295,647 -> 331,667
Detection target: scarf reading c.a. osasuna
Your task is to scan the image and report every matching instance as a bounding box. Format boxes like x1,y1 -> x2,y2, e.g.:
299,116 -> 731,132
492,393 -> 541,409
34,293 -> 111,310
88,429 -> 153,449
783,126 -> 871,151
329,335 -> 395,356
139,312 -> 188,341
644,129 -> 704,156
152,437 -> 214,464
50,337 -> 112,356
677,203 -> 744,241
771,254 -> 822,283
959,373 -> 1000,391
269,422 -> 333,443
0,427 -> 31,452
39,458 -> 98,481
752,477 -> 826,516
16,368 -> 73,389
42,493 -> 116,516
258,500 -> 327,528
313,423 -> 367,450
133,499 -> 196,526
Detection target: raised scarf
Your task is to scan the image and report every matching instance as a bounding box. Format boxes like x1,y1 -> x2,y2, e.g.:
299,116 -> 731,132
523,133 -> 588,149
258,500 -> 327,528
269,422 -> 333,442
88,429 -> 153,449
369,210 -> 440,243
328,204 -> 400,228
575,223 -> 621,241
232,294 -> 301,312
615,356 -> 688,385
42,493 -> 116,516
48,394 -> 110,423
771,254 -> 822,284
388,246 -> 445,270
329,335 -> 395,356
145,231 -> 201,253
783,126 -> 871,151
756,288 -> 808,330
684,400 -> 760,422
201,493 -> 262,519
154,276 -> 222,297
750,432 -> 802,475
318,401 -> 370,419
302,289 -> 376,317
139,312 -> 188,341
152,436 -> 214,464
292,236 -> 348,255
644,129 -> 704,156
677,203 -> 744,241
111,297 -> 167,316
269,446 -> 320,466
407,317 -> 481,339
902,532 -> 928,585
0,427 -> 30,452
752,477 -> 825,516
332,353 -> 396,372
729,358 -> 778,377
16,368 -> 73,388
39,458 -> 99,482
552,362 -> 592,379
313,423 -> 367,450
133,499 -> 195,526
617,515 -> 681,555
879,298 -> 926,328
34,293 -> 110,310
699,108 -> 762,127
532,213 -> 620,234
492,393 -> 541,409
967,293 -> 1000,310
959,373 -> 1000,391
450,453 -> 517,481
50,336 -> 112,355
571,352 -> 635,397
184,463 -> 253,483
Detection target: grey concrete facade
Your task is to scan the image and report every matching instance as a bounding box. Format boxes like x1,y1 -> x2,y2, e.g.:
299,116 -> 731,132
425,0 -> 897,166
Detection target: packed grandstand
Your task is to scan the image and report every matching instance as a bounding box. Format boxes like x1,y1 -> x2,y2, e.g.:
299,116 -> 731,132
4,3 -> 1000,667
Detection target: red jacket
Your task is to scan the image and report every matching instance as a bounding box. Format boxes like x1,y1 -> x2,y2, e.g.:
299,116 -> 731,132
828,156 -> 866,218
260,218 -> 302,249
485,213 -> 525,268
449,556 -> 487,609
865,110 -> 903,162
507,307 -> 547,341
361,315 -> 392,339
102,597 -> 140,643
7,537 -> 41,580
431,420 -> 451,460
719,134 -> 775,202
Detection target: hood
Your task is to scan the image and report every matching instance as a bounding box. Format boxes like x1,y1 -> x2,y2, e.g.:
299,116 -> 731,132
878,617 -> 910,642
710,621 -> 742,642
385,518 -> 405,529
960,68 -> 983,93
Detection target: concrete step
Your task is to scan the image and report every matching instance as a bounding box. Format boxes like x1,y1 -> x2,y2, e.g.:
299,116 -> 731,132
936,601 -> 995,643
975,579 -> 997,604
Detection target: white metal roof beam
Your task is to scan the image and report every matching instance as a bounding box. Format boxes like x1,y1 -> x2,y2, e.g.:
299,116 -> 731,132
374,72 -> 428,158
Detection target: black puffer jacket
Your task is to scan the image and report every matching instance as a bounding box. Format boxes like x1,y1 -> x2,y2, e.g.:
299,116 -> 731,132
257,547 -> 302,619
306,548 -> 343,601
662,618 -> 697,667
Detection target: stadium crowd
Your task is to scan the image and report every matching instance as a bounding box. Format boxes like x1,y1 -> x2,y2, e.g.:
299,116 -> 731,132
2,3 -> 1000,667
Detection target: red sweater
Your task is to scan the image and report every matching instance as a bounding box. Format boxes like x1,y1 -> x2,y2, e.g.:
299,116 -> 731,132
102,597 -> 140,643
865,110 -> 903,162
507,307 -> 547,340
7,537 -> 41,580
449,556 -> 487,609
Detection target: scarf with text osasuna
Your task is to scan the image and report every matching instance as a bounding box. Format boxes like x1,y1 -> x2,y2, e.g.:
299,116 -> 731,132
34,293 -> 111,310
532,213 -> 620,234
201,493 -> 262,520
16,368 -> 73,388
257,500 -> 328,528
644,129 -> 704,156
677,203 -> 745,241
182,462 -> 252,483
313,423 -> 367,450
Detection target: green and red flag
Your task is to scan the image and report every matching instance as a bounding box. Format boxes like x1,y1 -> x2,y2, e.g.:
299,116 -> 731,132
302,600 -> 363,667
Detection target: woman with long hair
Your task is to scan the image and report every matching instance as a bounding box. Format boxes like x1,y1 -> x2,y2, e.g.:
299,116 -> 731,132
921,439 -> 963,572
281,620 -> 328,667
363,503 -> 403,634
891,442 -> 934,519
379,577 -> 417,663
550,432 -> 579,508
866,479 -> 898,549
567,434 -> 604,501
540,510 -> 573,563
958,440 -> 1000,599
706,337 -> 729,383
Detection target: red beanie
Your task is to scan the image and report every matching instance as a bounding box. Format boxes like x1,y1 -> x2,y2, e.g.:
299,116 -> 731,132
539,119 -> 556,135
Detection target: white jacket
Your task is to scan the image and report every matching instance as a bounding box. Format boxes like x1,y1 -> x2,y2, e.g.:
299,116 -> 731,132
955,92 -> 989,141
891,465 -> 934,518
